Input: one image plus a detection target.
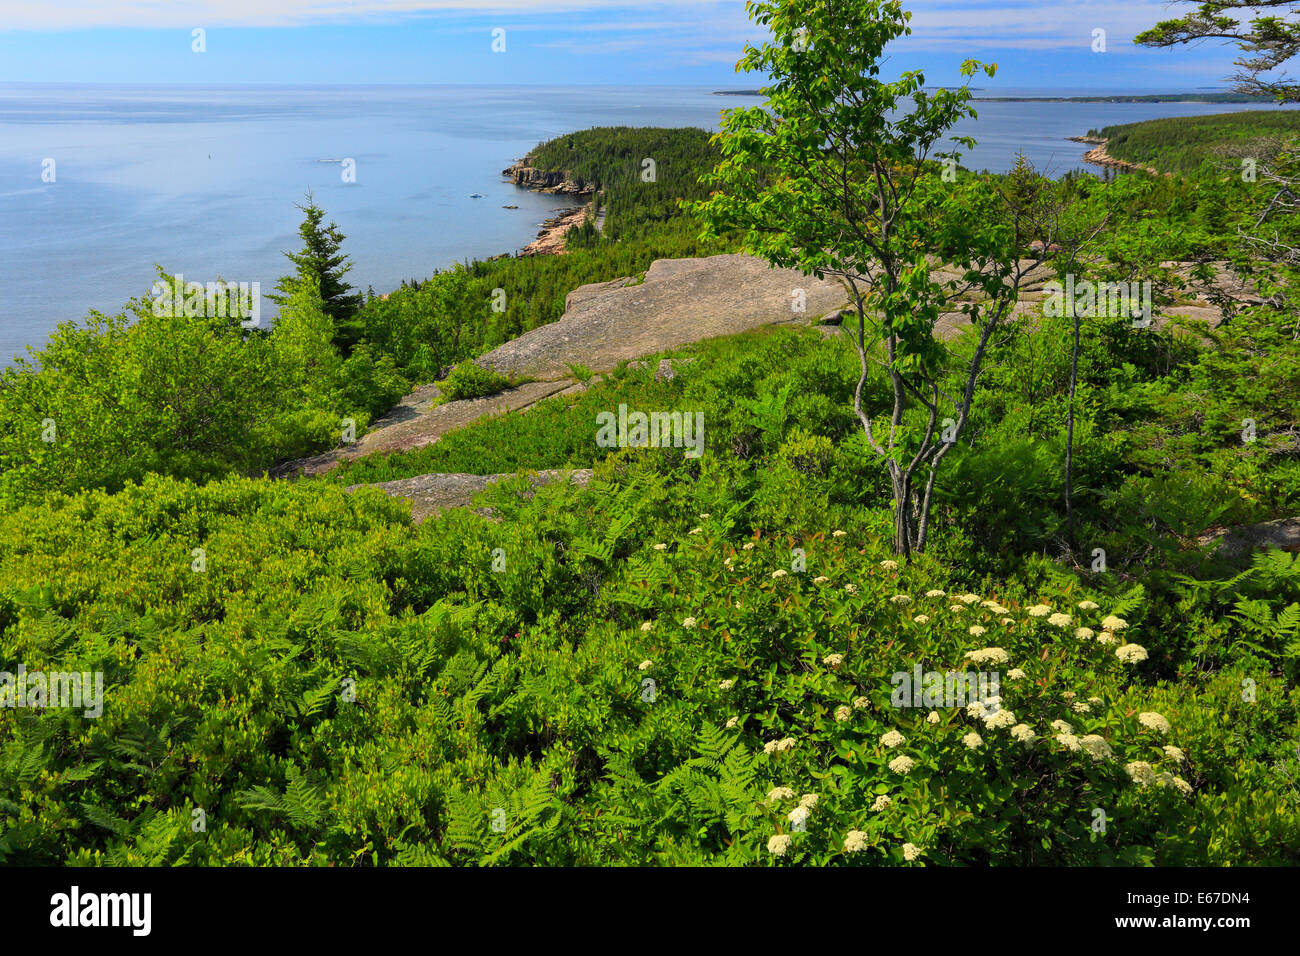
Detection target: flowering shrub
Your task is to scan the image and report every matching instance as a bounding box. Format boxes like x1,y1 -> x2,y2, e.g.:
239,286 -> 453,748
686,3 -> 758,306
590,508 -> 1241,865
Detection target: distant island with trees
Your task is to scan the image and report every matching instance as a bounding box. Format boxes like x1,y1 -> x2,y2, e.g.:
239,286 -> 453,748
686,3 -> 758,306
714,89 -> 1279,103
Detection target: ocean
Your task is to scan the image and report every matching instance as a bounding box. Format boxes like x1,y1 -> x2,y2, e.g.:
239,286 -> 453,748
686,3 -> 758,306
0,83 -> 1292,363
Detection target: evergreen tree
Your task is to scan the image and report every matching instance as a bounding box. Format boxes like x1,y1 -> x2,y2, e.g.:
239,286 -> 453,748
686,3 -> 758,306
1137,1 -> 1299,102
272,192 -> 363,353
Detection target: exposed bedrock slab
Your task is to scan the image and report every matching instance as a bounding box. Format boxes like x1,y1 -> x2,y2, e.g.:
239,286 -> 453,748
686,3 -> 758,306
1201,517 -> 1300,559
272,378 -> 576,478
348,469 -> 594,524
477,254 -> 851,381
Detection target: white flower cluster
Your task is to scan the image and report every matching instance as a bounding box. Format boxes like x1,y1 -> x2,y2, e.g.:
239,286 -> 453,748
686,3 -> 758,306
1116,643 -> 1148,664
963,647 -> 1009,666
1138,711 -> 1171,734
1080,734 -> 1113,762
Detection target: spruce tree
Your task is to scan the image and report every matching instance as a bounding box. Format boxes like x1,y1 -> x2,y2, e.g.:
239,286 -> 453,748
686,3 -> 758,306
272,192 -> 363,353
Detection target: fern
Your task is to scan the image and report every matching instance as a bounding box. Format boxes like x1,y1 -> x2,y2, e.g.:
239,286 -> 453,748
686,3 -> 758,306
653,726 -> 758,842
442,788 -> 488,857
1107,585 -> 1147,621
294,677 -> 338,721
58,760 -> 103,785
236,767 -> 331,832
79,802 -> 132,836
481,775 -> 562,866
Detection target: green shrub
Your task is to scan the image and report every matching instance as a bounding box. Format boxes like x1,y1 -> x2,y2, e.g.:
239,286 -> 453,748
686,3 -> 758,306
0,273 -> 404,506
777,428 -> 836,476
439,363 -> 511,402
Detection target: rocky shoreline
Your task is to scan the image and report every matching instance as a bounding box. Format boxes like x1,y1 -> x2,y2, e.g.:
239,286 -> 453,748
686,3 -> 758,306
521,205 -> 590,256
501,157 -> 599,257
1068,136 -> 1167,177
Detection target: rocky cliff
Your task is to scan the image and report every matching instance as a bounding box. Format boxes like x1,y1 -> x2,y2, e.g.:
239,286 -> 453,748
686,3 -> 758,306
502,159 -> 597,197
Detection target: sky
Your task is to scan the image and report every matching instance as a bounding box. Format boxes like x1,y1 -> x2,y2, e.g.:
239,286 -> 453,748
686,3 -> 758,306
0,1 -> 1253,90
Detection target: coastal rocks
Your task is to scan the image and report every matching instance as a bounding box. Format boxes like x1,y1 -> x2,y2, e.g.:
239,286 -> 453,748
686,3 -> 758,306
502,159 -> 596,198
501,157 -> 603,256
503,157 -> 600,256
477,253 -> 851,381
1070,137 -> 1168,177
522,206 -> 589,257
349,469 -> 594,524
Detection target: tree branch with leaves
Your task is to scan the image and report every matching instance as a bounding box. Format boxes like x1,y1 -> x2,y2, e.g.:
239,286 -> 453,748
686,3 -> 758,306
1136,1 -> 1300,102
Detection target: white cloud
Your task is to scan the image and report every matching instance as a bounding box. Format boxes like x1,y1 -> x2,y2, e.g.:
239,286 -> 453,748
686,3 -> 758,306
0,0 -> 733,30
0,0 -> 1238,89
1,0 -> 1183,40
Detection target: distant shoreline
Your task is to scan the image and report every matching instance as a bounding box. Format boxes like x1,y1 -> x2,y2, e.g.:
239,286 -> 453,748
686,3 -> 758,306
714,90 -> 1273,104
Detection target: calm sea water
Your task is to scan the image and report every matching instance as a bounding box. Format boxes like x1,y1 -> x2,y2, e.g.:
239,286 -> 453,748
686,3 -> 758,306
0,83 -> 1292,362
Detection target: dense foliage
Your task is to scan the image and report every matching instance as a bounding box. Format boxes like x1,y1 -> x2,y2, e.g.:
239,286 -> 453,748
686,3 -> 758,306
0,275 -> 405,508
2,322 -> 1297,863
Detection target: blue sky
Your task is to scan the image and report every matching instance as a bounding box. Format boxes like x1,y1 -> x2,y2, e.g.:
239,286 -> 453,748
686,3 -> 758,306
0,1 -> 1249,89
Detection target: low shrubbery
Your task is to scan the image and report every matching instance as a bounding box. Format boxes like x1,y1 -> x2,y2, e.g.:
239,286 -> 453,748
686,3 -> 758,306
0,275 -> 407,508
0,458 -> 1295,865
1,312 -> 1297,865
437,363 -> 511,403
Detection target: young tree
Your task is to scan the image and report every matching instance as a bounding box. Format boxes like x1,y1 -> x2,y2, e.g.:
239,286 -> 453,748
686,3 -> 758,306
272,192 -> 363,354
691,0 -> 1058,557
1136,1 -> 1299,102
